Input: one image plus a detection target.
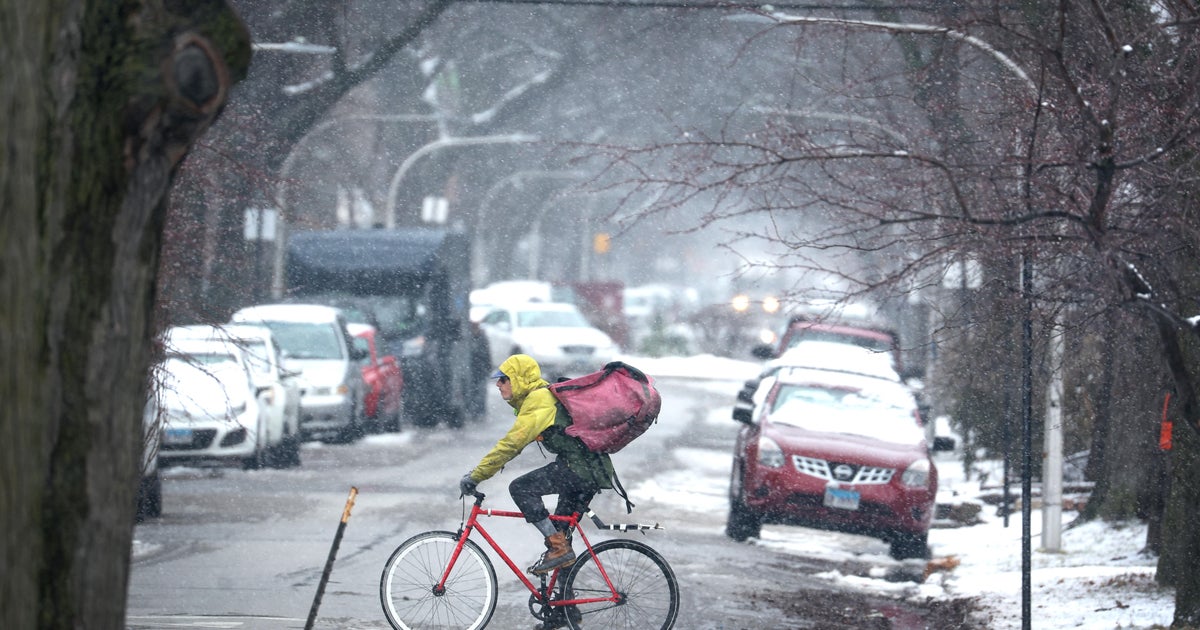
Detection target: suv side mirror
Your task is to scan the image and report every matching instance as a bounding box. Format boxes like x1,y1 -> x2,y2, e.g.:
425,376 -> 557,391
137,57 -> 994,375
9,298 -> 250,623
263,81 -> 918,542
351,345 -> 369,361
932,436 -> 956,452
732,402 -> 755,424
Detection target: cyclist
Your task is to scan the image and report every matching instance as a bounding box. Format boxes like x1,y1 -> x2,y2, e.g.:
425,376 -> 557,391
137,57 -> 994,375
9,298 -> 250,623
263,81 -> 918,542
459,353 -> 616,574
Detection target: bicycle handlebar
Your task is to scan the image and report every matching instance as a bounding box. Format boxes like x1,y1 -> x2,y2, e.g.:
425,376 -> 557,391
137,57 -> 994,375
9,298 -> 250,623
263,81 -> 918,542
459,490 -> 487,505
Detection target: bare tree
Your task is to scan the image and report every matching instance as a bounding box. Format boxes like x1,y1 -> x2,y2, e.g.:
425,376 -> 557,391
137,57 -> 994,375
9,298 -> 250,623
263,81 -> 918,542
594,1 -> 1200,623
159,2 -> 814,320
0,2 -> 250,629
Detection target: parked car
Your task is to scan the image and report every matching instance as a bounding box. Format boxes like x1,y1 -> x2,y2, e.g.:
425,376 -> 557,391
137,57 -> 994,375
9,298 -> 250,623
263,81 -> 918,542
166,324 -> 303,467
149,344 -> 272,469
751,316 -> 912,376
137,395 -> 162,520
726,366 -> 951,560
348,323 -> 404,432
767,340 -> 902,382
478,301 -> 620,380
230,304 -> 367,442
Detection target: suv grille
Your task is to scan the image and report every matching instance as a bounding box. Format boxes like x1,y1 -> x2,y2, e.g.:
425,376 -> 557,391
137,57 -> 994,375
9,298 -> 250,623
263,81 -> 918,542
792,455 -> 895,485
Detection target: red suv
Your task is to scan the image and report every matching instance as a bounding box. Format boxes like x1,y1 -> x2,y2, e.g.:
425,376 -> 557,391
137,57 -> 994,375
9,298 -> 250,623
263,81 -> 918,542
727,366 -> 945,559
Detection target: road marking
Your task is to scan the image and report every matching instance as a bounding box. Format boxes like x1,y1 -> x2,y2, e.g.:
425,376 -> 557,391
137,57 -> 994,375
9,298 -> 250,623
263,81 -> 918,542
126,615 -> 306,628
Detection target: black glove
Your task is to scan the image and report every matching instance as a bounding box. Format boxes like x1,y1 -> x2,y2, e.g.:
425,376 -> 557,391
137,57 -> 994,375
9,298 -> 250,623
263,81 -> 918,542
459,473 -> 478,497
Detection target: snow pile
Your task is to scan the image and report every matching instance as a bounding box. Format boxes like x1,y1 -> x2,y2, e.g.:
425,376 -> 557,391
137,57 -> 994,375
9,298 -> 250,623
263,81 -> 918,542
926,459 -> 1172,629
628,353 -> 1175,630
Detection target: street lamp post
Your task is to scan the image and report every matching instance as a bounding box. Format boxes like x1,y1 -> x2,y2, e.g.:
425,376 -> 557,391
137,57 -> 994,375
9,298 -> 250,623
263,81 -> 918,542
473,170 -> 585,285
383,134 -> 539,229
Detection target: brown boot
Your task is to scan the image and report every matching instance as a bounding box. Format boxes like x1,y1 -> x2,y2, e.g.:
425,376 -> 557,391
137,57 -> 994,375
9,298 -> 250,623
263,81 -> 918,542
528,532 -> 576,574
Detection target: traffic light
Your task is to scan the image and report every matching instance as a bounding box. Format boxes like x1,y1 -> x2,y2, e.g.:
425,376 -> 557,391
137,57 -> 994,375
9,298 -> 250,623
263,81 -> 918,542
593,232 -> 611,254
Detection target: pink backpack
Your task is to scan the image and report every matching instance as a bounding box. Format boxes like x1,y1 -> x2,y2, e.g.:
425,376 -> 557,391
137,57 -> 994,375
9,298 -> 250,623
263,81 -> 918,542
549,362 -> 662,454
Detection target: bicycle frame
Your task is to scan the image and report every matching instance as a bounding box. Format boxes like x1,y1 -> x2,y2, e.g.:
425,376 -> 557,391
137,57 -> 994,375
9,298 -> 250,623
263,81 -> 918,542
437,494 -> 620,609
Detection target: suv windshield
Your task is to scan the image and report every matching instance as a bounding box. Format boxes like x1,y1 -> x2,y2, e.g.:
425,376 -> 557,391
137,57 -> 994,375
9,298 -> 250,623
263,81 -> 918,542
261,322 -> 344,360
303,293 -> 424,339
769,383 -> 923,444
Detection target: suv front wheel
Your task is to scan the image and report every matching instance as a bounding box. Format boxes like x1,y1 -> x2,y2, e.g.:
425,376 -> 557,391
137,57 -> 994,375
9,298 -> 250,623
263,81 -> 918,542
888,530 -> 930,560
725,461 -> 762,541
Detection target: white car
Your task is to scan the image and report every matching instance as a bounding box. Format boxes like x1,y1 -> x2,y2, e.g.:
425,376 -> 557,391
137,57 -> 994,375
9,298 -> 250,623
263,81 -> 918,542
231,304 -> 367,442
167,324 -> 303,467
478,302 -> 619,380
137,396 -> 162,520
150,342 -> 272,469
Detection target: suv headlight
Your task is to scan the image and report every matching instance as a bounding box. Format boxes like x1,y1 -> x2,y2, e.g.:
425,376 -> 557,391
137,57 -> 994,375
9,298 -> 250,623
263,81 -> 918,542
757,436 -> 784,468
901,459 -> 931,488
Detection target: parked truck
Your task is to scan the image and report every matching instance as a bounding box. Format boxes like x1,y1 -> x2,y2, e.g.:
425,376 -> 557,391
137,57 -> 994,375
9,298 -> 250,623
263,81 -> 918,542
284,228 -> 488,428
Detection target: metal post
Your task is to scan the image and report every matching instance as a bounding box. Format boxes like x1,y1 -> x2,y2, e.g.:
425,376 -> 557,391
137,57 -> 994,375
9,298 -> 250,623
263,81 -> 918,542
1020,254 -> 1033,630
305,487 -> 359,630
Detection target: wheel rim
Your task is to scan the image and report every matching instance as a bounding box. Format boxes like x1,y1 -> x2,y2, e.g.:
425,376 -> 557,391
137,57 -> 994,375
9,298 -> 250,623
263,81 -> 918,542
564,540 -> 678,630
380,533 -> 496,630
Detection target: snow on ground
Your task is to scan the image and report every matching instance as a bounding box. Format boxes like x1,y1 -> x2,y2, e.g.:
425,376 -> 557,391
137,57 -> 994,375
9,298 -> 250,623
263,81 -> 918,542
626,353 -> 1175,630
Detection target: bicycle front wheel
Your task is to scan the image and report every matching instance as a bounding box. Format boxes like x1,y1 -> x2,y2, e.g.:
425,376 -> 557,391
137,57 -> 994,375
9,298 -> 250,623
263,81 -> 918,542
379,530 -> 498,630
563,538 -> 679,629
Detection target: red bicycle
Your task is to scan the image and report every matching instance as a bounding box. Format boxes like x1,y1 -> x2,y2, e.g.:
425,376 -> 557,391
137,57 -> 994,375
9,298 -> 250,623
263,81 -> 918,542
379,491 -> 679,629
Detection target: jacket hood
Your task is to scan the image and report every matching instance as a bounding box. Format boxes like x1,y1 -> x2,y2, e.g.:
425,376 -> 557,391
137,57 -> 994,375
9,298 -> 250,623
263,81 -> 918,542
497,354 -> 549,409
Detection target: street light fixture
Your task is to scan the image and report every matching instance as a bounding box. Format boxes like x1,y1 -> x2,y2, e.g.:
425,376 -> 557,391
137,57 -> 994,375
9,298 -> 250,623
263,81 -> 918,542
383,134 -> 539,228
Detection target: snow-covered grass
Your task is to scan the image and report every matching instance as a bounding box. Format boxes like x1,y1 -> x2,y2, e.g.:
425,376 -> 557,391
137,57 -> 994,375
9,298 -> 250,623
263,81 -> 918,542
626,353 -> 1175,630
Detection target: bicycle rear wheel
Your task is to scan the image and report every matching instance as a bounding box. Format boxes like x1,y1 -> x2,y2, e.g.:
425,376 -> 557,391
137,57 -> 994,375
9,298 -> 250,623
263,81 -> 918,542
379,530 -> 497,630
562,538 -> 679,629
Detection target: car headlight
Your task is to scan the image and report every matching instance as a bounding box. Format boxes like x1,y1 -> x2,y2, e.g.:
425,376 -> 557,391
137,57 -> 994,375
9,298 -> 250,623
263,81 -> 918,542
901,459 -> 931,488
757,435 -> 785,468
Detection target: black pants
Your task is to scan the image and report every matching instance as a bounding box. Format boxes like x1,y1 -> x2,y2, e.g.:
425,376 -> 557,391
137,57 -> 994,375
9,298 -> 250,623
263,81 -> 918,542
509,459 -> 598,527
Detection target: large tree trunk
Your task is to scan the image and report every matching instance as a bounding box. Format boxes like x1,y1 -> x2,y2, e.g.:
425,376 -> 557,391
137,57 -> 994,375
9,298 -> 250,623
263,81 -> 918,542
1084,317 -> 1168,520
0,3 -> 249,629
1161,423 -> 1200,625
1155,296 -> 1200,624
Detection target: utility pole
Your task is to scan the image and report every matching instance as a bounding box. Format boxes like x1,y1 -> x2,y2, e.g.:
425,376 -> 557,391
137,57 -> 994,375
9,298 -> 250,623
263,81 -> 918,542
1042,317 -> 1064,551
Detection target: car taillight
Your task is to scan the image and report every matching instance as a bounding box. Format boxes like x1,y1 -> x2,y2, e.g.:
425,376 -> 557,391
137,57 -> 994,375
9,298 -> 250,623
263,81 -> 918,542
757,436 -> 784,468
901,459 -> 931,488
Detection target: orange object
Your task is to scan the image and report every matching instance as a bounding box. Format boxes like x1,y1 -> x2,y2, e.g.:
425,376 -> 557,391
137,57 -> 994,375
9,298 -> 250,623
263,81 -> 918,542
1160,393 -> 1173,451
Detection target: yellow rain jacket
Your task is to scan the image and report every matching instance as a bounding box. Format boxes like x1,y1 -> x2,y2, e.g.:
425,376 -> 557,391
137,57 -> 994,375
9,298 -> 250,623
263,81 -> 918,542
468,354 -> 614,490
469,354 -> 556,482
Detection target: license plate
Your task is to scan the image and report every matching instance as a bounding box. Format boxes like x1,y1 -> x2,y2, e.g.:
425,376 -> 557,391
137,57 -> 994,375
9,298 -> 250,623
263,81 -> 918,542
164,427 -> 193,446
823,486 -> 860,510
